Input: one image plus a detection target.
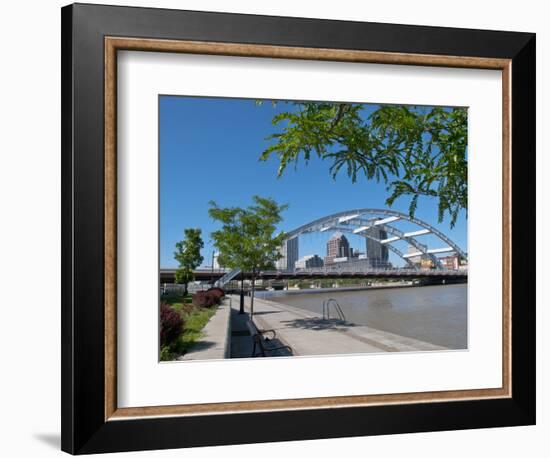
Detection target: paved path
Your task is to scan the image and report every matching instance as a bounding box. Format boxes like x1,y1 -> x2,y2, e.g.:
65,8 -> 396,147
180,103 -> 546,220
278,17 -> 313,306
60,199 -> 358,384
230,295 -> 448,357
177,299 -> 231,361
230,300 -> 292,358
229,304 -> 254,358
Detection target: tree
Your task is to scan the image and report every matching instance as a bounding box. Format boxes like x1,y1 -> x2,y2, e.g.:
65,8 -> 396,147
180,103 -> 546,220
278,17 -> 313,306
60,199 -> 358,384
260,102 -> 467,227
174,228 -> 204,296
208,196 -> 288,319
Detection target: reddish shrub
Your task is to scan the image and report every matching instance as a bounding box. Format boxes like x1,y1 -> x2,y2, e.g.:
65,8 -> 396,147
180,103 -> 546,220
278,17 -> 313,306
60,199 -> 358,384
207,287 -> 225,298
206,288 -> 225,303
160,302 -> 184,346
192,291 -> 214,307
192,289 -> 224,307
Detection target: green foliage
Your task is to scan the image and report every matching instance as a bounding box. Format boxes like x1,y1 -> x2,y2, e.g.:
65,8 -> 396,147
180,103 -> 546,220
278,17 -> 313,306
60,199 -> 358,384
208,196 -> 288,317
169,306 -> 217,356
208,196 -> 288,273
163,294 -> 194,313
260,102 -> 467,227
174,228 -> 204,294
159,293 -> 218,361
160,346 -> 174,361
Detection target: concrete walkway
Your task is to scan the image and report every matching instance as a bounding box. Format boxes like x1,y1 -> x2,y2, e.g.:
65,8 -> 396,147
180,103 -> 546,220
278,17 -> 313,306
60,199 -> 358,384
230,295 -> 448,357
229,304 -> 254,358
230,300 -> 293,358
177,298 -> 232,361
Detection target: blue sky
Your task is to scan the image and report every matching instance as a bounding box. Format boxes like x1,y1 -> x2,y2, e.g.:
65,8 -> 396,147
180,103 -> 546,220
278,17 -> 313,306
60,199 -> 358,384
159,96 -> 467,268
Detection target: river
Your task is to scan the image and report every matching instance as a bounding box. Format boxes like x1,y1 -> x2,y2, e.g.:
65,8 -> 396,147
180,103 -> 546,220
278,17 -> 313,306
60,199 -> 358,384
258,284 -> 467,349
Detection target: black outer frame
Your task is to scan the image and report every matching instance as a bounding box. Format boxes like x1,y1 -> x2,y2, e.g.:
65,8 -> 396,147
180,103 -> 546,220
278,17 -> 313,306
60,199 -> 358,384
61,3 -> 536,454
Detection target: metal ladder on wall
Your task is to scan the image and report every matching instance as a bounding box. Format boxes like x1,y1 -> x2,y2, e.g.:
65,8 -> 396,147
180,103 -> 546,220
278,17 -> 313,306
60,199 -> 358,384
322,298 -> 346,321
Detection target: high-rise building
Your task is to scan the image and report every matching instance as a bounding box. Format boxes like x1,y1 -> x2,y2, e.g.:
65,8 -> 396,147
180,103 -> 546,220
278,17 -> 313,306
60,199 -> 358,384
440,254 -> 460,270
325,232 -> 350,265
407,243 -> 429,266
212,252 -> 221,269
295,254 -> 324,270
420,257 -> 435,270
366,226 -> 389,268
275,237 -> 299,271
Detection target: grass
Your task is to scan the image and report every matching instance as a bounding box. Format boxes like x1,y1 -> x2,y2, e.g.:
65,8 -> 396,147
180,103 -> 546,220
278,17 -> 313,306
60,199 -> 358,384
178,307 -> 217,348
160,293 -> 218,361
163,294 -> 193,311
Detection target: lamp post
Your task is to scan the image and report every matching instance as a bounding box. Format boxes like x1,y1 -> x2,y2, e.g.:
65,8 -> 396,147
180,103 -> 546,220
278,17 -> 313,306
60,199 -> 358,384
239,272 -> 245,314
210,249 -> 215,286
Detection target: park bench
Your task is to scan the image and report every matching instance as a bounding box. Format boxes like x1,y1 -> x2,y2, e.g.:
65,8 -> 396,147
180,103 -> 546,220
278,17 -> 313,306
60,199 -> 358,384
246,320 -> 292,357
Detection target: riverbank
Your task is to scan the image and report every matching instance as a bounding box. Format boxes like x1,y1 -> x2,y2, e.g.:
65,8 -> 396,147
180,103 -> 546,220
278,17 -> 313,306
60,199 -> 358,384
264,284 -> 467,349
230,295 -> 448,358
257,282 -> 414,298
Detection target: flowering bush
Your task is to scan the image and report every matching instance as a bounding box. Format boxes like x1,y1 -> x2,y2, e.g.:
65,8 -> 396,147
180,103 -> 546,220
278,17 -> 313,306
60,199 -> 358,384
160,302 -> 184,346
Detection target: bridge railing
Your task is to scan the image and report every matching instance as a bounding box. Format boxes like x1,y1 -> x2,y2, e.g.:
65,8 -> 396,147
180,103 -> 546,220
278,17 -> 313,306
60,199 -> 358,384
258,267 -> 467,276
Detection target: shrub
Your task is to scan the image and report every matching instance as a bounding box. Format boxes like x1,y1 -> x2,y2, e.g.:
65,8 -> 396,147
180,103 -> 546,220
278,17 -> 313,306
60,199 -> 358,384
178,301 -> 194,315
207,287 -> 225,297
192,289 -> 224,307
160,346 -> 174,362
160,302 -> 184,346
206,287 -> 225,303
192,291 -> 214,307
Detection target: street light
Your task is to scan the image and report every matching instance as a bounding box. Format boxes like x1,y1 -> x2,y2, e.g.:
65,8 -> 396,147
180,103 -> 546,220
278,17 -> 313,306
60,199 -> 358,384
239,271 -> 245,315
210,249 -> 215,286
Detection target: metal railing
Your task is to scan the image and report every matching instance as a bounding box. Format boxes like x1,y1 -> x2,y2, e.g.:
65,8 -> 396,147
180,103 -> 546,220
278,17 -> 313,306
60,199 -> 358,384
261,266 -> 467,276
160,283 -> 212,295
322,298 -> 346,321
214,268 -> 242,287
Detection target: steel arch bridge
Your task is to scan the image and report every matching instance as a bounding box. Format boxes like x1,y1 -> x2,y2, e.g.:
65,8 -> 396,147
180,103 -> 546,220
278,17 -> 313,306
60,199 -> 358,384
285,208 -> 467,271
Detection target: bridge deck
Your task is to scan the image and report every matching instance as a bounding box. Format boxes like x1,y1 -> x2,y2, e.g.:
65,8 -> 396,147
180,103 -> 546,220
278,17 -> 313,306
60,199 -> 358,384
160,268 -> 468,284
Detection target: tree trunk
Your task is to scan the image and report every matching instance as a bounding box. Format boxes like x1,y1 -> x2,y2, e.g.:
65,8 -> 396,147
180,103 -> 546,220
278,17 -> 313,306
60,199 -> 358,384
184,282 -> 188,297
250,269 -> 256,320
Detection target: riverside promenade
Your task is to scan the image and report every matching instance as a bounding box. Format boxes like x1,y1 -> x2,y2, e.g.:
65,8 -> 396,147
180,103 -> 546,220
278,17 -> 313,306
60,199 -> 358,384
229,295 -> 447,358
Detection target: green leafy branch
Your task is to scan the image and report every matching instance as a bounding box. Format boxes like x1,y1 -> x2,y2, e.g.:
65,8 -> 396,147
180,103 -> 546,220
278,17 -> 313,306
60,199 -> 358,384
259,102 -> 467,227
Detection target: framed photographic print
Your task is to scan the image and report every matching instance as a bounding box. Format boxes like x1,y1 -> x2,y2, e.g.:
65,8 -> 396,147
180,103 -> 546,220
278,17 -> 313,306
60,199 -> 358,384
61,3 -> 536,454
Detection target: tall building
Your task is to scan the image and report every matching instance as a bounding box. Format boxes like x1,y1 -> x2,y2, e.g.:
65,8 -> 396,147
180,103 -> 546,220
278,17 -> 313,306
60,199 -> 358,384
322,256 -> 392,272
420,258 -> 435,270
212,252 -> 221,270
325,232 -> 350,265
366,226 -> 389,268
440,254 -> 460,270
276,237 -> 299,271
295,254 -> 324,270
407,243 -> 429,266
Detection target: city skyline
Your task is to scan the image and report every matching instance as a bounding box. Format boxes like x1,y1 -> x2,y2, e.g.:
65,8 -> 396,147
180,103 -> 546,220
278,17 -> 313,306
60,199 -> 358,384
160,95 -> 467,268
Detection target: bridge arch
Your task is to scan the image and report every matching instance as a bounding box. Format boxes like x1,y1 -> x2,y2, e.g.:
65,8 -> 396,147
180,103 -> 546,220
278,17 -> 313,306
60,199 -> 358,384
284,208 -> 466,270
